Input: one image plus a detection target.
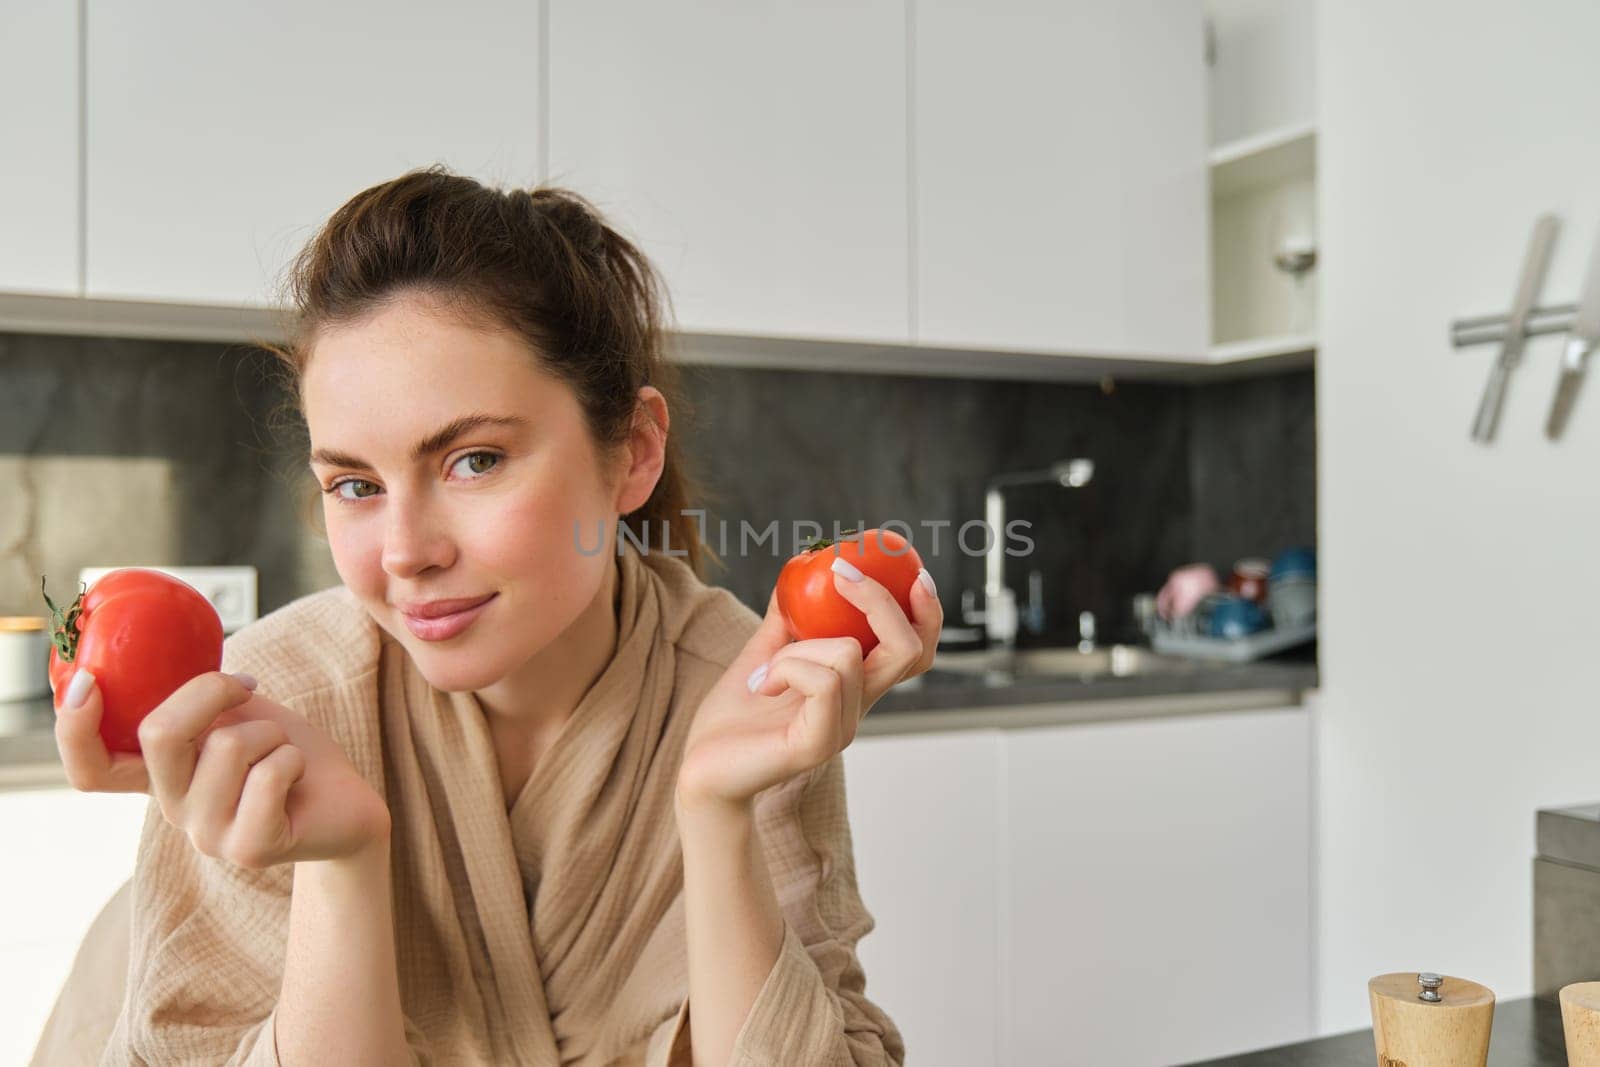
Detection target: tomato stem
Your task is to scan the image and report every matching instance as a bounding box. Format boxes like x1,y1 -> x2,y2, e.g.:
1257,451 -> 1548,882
801,528 -> 862,554
40,576 -> 86,664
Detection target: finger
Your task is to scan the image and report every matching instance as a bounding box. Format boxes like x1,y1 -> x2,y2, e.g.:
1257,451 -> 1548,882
231,744 -> 308,869
141,672 -> 257,825
770,635 -> 861,664
753,653 -> 860,752
827,559 -> 924,695
771,643 -> 870,726
52,670 -> 150,794
903,567 -> 944,677
186,720 -> 291,852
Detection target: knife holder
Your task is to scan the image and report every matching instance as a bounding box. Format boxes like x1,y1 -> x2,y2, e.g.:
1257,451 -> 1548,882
1368,972 -> 1494,1067
1562,982 -> 1600,1064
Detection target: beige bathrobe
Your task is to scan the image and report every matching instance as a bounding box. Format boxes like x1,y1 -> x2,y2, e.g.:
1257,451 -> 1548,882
32,539 -> 904,1066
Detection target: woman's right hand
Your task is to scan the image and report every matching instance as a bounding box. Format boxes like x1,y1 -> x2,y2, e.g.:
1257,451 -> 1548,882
53,669 -> 392,869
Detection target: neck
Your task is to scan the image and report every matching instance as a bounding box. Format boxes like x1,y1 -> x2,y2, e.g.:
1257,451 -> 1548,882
473,553 -> 622,734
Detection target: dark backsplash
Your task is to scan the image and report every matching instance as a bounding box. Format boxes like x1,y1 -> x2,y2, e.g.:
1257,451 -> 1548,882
1189,368 -> 1318,582
679,361 -> 1314,644
0,330 -> 1315,642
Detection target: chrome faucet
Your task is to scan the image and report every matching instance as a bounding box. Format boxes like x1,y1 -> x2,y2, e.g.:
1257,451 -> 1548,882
960,458 -> 1094,649
1077,610 -> 1097,653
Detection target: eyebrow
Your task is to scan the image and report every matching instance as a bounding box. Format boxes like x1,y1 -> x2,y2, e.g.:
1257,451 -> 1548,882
308,413 -> 530,470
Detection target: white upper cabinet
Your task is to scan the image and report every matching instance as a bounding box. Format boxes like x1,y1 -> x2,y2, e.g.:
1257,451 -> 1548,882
84,0 -> 541,307
1206,0 -> 1316,148
546,1 -> 911,344
914,0 -> 1210,359
0,1 -> 80,295
34,2 -> 1219,364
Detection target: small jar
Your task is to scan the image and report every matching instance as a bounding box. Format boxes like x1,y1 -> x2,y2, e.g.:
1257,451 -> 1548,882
1228,558 -> 1272,605
0,617 -> 52,702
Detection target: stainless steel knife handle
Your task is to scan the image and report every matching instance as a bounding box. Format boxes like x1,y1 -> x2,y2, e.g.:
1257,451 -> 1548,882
1471,214 -> 1559,443
1504,215 -> 1561,367
1473,362 -> 1513,442
1545,336 -> 1592,439
1543,225 -> 1600,440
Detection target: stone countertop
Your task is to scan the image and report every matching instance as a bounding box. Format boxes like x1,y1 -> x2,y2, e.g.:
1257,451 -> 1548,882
1181,996 -> 1566,1065
0,696 -> 65,789
0,649 -> 1317,786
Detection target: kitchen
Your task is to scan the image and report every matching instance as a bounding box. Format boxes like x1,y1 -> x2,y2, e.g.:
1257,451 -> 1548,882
1,1 -> 1598,1064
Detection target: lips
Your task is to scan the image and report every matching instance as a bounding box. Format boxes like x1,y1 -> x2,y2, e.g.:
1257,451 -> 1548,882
398,594 -> 496,620
399,593 -> 498,642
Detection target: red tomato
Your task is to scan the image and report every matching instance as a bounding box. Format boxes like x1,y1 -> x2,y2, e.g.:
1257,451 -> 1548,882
776,528 -> 925,656
42,569 -> 225,754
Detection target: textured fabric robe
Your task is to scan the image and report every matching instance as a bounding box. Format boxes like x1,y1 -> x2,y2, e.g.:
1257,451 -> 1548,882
31,539 -> 904,1066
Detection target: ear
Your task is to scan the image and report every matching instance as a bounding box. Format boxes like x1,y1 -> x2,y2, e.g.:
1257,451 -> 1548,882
612,386 -> 670,515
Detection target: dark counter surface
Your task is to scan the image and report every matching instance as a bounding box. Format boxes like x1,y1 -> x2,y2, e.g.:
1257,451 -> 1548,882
1184,996 -> 1566,1066
874,648 -> 1316,714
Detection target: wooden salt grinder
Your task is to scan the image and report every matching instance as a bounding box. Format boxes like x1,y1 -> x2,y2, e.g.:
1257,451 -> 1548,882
1368,971 -> 1494,1067
1561,981 -> 1600,1064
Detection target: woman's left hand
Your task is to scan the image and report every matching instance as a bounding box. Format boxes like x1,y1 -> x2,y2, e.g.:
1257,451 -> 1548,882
677,561 -> 943,812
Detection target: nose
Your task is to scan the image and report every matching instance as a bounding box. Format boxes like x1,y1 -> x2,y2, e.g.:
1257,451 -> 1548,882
380,491 -> 457,578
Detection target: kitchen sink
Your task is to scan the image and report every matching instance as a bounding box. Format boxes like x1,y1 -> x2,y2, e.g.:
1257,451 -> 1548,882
928,644 -> 1200,680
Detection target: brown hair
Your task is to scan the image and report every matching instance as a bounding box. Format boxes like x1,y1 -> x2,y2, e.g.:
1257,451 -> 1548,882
260,164 -> 720,577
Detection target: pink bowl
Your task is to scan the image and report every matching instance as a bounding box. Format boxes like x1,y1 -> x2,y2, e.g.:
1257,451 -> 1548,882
1156,564 -> 1222,621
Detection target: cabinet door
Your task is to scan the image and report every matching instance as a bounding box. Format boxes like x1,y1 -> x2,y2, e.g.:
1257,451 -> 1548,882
1002,708 -> 1311,1064
0,788 -> 148,1065
547,1 -> 910,343
0,1 -> 79,294
85,0 -> 540,306
915,0 -> 1209,359
844,729 -> 1003,1067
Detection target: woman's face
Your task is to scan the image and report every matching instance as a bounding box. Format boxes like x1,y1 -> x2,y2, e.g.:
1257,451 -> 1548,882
302,292 -> 659,695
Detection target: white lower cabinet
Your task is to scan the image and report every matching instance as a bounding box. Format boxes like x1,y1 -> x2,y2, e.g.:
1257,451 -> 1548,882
845,728 -> 1004,1066
846,706 -> 1311,1066
7,708 -> 1311,1065
0,787 -> 147,1066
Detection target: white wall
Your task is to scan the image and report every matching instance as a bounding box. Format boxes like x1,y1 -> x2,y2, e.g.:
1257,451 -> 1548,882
1317,0 -> 1600,1034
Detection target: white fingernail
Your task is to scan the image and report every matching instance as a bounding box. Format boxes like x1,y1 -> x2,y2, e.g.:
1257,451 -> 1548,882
229,671 -> 258,691
831,557 -> 864,582
746,662 -> 769,693
64,669 -> 95,710
917,568 -> 937,597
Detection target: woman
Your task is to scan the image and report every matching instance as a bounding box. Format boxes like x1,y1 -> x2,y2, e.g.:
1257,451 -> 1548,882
36,167 -> 940,1065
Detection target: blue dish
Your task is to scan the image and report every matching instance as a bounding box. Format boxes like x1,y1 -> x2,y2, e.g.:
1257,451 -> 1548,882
1270,546 -> 1317,583
1205,594 -> 1269,639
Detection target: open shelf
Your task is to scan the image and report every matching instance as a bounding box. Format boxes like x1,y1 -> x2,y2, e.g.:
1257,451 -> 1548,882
1209,121 -> 1316,198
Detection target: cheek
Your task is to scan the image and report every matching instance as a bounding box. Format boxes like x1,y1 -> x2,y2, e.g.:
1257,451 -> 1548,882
490,485 -> 609,573
323,509 -> 385,593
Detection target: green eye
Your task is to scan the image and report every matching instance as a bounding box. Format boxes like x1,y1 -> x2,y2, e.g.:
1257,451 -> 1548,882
451,454 -> 499,476
323,452 -> 500,505
329,479 -> 378,501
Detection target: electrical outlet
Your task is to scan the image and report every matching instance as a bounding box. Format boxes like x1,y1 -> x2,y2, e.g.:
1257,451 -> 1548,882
76,566 -> 259,634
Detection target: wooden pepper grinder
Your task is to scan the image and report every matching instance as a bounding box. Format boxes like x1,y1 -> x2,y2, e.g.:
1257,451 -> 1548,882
1368,971 -> 1495,1067
1560,981 -> 1600,1064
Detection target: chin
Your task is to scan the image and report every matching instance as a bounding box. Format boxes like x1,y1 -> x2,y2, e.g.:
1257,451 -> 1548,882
407,648 -> 507,694
373,615 -> 507,693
